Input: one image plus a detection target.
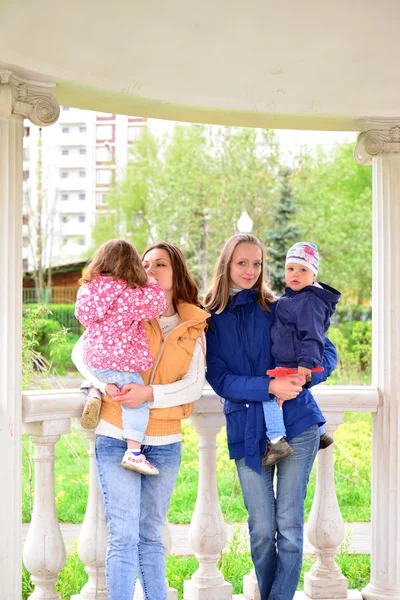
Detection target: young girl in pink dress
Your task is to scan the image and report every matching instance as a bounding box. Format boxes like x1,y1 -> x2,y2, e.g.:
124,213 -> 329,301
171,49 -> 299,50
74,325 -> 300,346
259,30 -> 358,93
75,239 -> 167,475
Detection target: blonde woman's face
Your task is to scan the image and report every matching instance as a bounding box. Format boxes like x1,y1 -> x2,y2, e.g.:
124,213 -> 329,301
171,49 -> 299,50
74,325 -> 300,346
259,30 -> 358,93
143,249 -> 173,294
229,243 -> 262,290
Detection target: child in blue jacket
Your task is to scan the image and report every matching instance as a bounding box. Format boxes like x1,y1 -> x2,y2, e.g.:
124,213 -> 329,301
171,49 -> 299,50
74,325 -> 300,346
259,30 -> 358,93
263,241 -> 341,467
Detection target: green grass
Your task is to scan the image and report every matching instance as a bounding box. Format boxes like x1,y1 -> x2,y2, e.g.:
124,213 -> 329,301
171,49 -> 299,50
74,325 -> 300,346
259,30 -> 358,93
22,540 -> 371,600
22,413 -> 372,524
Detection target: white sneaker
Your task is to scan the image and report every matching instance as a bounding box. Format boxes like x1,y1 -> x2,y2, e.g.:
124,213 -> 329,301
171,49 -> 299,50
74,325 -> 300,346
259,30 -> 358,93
121,451 -> 159,475
80,394 -> 102,429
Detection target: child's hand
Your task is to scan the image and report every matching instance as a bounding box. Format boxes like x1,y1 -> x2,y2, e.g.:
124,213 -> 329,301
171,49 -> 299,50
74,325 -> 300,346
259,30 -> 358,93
298,366 -> 311,376
105,383 -> 121,397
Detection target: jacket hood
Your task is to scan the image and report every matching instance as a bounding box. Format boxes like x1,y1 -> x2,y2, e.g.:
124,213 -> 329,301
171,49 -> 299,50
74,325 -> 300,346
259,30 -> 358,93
87,276 -> 127,319
284,282 -> 341,313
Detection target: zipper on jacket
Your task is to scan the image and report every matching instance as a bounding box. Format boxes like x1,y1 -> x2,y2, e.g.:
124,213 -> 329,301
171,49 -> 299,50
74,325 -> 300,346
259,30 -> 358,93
149,318 -> 207,384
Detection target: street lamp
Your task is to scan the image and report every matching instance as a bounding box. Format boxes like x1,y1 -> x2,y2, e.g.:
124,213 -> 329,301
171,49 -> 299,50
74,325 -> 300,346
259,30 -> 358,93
237,211 -> 253,233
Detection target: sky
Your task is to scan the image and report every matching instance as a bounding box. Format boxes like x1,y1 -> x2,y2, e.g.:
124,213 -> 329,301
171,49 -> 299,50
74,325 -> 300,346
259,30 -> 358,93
148,118 -> 358,160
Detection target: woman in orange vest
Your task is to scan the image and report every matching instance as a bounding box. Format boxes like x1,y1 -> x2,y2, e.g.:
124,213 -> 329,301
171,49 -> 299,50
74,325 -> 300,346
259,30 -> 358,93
72,242 -> 208,600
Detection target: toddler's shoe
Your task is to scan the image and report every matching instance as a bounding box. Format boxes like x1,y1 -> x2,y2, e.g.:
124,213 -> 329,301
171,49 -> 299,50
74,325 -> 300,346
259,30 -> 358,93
80,393 -> 102,429
319,432 -> 334,450
261,438 -> 294,468
121,451 -> 159,475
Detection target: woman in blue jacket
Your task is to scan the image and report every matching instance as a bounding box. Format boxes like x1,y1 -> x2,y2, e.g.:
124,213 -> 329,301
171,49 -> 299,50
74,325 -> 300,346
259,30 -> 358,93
204,233 -> 337,600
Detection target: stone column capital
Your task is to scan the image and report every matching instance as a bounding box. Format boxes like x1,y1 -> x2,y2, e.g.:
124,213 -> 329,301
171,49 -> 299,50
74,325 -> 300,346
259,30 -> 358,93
354,122 -> 400,165
0,68 -> 59,126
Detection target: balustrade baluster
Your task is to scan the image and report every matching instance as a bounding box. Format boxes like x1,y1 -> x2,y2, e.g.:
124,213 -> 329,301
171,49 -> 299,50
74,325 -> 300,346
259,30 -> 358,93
23,419 -> 70,599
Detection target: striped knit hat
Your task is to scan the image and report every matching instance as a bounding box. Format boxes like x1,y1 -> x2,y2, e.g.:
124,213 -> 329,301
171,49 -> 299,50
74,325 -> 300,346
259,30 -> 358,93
286,242 -> 319,276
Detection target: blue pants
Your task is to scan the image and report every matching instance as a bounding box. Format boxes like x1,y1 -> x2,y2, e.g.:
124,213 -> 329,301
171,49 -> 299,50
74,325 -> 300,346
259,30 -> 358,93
262,400 -> 286,440
89,368 -> 149,443
96,435 -> 181,600
236,424 -> 319,600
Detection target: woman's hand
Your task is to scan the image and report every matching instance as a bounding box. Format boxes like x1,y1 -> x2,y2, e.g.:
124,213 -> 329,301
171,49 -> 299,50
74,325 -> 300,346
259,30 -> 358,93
268,374 -> 305,403
110,383 -> 154,408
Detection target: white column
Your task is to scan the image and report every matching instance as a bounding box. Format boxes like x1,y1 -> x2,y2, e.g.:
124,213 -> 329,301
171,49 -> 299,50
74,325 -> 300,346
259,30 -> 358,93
304,416 -> 348,599
0,68 -> 59,600
71,430 -> 108,600
355,123 -> 400,599
184,391 -> 232,600
23,420 -> 70,599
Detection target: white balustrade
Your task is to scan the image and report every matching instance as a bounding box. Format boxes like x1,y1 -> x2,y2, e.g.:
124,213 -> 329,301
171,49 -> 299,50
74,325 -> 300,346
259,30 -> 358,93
304,417 -> 348,599
184,388 -> 232,600
22,386 -> 379,600
71,429 -> 108,600
23,419 -> 71,599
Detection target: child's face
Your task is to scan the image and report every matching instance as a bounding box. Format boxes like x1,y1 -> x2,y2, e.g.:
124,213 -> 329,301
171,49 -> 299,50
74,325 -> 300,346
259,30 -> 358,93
285,263 -> 315,291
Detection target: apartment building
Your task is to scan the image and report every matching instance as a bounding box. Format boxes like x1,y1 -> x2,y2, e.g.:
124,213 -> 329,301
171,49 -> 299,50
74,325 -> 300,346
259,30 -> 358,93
22,108 -> 147,271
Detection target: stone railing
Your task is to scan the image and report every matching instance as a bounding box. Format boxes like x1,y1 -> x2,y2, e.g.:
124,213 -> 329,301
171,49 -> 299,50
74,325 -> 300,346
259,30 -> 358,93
22,385 -> 379,600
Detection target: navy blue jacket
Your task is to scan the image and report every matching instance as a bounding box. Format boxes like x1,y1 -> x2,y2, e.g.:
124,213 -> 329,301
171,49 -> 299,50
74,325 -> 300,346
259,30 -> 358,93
272,282 -> 341,370
206,289 -> 338,473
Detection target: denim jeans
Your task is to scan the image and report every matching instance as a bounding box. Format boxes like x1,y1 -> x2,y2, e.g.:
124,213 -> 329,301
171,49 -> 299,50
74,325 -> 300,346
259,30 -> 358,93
89,367 -> 149,443
95,435 -> 181,600
262,400 -> 286,440
236,424 -> 319,600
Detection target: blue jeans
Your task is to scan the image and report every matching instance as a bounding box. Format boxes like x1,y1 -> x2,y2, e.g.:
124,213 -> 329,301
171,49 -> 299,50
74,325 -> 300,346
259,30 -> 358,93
236,424 -> 319,600
262,400 -> 286,440
95,435 -> 181,600
89,368 -> 149,443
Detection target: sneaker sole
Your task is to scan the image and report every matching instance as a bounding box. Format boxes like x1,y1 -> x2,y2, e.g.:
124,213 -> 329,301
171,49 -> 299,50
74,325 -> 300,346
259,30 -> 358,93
80,397 -> 101,429
120,460 -> 159,475
261,447 -> 294,468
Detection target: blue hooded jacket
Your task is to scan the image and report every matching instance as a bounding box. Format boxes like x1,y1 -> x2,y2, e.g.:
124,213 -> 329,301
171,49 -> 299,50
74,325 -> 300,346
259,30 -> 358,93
206,289 -> 338,473
272,282 -> 341,370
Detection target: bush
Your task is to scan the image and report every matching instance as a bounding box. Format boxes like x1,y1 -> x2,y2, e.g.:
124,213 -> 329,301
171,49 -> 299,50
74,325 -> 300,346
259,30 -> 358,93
24,303 -> 81,335
328,320 -> 372,383
332,304 -> 372,324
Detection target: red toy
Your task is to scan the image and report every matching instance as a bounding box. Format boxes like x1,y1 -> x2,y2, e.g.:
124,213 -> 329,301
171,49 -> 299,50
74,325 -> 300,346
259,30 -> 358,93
266,366 -> 324,377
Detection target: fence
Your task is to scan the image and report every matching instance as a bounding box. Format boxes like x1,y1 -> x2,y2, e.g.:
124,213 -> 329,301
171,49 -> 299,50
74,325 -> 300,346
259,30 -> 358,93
23,286 -> 81,335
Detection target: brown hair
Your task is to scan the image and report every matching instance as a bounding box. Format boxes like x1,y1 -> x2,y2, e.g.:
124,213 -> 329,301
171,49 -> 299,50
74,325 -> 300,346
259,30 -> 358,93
142,242 -> 202,310
82,239 -> 147,288
204,233 -> 275,313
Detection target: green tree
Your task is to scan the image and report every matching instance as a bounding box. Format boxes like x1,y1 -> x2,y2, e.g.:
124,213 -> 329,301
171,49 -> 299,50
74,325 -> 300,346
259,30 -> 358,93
292,143 -> 372,303
265,168 -> 301,294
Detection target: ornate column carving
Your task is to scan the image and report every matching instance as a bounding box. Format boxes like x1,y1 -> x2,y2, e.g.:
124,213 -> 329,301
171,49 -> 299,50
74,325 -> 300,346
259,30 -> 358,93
23,420 -> 70,599
354,121 -> 400,599
184,391 -> 232,600
0,68 -> 59,599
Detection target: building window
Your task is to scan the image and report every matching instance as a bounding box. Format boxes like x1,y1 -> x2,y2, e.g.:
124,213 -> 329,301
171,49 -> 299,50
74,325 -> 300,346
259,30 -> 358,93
23,170 -> 29,181
61,172 -> 69,179
96,192 -> 108,206
97,112 -> 115,118
62,149 -> 69,156
96,125 -> 113,140
62,106 -> 70,111
128,126 -> 144,142
79,170 -> 86,178
96,169 -> 112,185
96,146 -> 112,162
79,126 -> 87,133
62,127 -> 69,134
62,193 -> 69,201
78,215 -> 86,223
23,258 -> 29,271
77,236 -> 86,245
79,148 -> 87,155
79,193 -> 86,201
62,215 -> 69,223
24,126 -> 30,137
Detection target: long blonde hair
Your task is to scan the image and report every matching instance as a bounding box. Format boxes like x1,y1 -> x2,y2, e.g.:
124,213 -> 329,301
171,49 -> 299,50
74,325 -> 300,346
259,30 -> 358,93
204,233 -> 275,313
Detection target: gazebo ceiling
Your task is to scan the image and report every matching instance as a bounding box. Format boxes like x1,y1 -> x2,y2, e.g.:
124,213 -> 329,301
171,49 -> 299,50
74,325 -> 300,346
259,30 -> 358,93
1,0 -> 400,131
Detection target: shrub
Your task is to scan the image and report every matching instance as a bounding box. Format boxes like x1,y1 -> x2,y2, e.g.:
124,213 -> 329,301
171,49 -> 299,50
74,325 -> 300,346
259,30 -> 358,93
328,320 -> 372,383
